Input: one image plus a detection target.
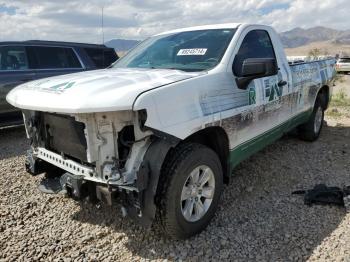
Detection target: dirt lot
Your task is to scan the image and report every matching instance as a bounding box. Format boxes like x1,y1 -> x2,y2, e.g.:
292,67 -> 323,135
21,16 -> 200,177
1,78 -> 350,261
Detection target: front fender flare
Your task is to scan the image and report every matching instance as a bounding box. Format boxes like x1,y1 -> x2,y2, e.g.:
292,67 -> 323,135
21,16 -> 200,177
131,137 -> 179,226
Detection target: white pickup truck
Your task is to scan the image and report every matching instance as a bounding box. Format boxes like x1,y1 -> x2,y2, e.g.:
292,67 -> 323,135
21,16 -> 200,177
7,23 -> 336,239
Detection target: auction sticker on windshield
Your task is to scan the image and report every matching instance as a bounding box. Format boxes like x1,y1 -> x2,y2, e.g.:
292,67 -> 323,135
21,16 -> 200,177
177,48 -> 207,56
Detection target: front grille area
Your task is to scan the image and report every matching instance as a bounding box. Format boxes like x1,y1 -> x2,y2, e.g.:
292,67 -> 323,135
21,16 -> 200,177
40,113 -> 88,162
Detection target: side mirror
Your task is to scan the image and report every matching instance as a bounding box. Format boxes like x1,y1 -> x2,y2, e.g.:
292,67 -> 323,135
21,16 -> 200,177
235,58 -> 278,89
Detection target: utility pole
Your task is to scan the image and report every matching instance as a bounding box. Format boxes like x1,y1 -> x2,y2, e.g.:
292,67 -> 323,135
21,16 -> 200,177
101,6 -> 105,44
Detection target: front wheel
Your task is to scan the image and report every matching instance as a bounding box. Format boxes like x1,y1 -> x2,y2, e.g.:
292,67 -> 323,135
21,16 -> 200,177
298,95 -> 325,141
158,143 -> 223,239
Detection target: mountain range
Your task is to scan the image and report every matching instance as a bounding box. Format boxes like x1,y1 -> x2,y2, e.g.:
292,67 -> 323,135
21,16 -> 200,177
105,26 -> 350,53
105,39 -> 140,52
280,26 -> 350,48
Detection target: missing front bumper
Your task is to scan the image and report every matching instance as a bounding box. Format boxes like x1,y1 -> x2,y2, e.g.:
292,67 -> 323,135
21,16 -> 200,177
35,147 -> 95,178
38,172 -> 113,204
25,138 -> 171,228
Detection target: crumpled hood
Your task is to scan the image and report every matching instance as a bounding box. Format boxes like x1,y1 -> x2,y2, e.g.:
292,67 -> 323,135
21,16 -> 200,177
6,68 -> 203,113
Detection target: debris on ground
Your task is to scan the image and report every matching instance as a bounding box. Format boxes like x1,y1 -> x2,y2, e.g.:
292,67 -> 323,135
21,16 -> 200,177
293,184 -> 350,209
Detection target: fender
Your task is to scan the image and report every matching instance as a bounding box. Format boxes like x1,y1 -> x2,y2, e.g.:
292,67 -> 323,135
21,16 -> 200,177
128,137 -> 179,226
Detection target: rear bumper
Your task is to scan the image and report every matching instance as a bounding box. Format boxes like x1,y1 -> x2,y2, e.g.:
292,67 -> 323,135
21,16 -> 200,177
336,68 -> 350,72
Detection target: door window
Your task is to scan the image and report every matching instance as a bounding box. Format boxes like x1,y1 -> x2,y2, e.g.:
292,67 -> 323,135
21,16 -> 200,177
85,48 -> 104,68
103,49 -> 118,67
84,48 -> 118,68
233,30 -> 276,76
32,46 -> 82,69
85,48 -> 116,68
0,46 -> 29,71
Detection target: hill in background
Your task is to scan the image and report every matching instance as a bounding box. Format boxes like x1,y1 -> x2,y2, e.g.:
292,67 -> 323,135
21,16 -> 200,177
284,40 -> 350,56
279,26 -> 350,47
105,26 -> 350,56
280,26 -> 350,56
105,39 -> 140,52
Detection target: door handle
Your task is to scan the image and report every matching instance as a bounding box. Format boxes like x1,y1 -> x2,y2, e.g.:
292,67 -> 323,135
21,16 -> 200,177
278,80 -> 287,87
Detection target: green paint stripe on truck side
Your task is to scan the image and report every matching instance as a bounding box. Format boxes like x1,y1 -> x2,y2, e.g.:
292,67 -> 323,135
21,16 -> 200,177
228,109 -> 312,170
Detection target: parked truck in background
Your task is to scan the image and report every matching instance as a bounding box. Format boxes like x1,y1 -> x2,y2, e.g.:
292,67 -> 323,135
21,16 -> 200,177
0,41 -> 118,127
6,23 -> 336,239
336,56 -> 350,74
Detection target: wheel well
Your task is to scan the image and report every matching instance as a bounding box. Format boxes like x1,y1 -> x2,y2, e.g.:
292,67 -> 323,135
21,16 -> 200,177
318,85 -> 330,109
183,127 -> 230,183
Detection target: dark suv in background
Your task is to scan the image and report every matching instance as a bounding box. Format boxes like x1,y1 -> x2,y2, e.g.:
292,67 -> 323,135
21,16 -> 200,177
0,40 -> 119,127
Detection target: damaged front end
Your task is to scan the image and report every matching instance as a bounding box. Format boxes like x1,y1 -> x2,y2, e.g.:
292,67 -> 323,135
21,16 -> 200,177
23,109 -> 172,226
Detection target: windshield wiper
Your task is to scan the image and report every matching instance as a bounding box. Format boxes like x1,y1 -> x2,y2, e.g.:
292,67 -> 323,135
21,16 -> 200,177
147,66 -> 185,72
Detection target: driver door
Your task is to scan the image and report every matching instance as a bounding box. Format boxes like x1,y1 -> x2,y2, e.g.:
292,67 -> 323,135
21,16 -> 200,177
224,29 -> 290,166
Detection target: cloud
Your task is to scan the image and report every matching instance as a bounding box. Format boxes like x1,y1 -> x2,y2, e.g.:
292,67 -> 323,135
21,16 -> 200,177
0,0 -> 348,43
40,10 -> 138,28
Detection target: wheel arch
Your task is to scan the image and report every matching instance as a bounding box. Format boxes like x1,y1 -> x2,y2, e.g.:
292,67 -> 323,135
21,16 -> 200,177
318,85 -> 330,109
182,126 -> 230,184
138,126 -> 230,225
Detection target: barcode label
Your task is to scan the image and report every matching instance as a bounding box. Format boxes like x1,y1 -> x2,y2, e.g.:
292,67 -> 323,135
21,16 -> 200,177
177,48 -> 207,56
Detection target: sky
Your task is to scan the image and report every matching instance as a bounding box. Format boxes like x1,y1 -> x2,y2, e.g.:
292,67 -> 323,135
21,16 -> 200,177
0,0 -> 349,44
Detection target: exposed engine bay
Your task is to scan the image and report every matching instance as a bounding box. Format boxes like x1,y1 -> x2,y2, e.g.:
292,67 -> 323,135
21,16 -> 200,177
22,109 -> 172,226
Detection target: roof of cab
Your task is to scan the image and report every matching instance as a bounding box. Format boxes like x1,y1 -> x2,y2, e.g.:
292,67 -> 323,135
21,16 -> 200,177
155,23 -> 242,36
0,40 -> 110,49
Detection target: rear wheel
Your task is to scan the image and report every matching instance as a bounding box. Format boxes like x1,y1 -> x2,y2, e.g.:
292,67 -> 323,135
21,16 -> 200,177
298,95 -> 325,141
158,143 -> 223,239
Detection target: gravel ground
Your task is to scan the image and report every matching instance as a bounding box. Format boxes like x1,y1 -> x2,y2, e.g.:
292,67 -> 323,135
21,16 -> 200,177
334,74 -> 350,98
1,87 -> 350,261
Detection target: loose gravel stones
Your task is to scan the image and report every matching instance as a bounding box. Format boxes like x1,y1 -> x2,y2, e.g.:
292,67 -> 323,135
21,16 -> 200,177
0,113 -> 350,261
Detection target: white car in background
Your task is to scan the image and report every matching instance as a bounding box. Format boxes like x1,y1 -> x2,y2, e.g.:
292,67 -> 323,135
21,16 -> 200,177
336,57 -> 350,74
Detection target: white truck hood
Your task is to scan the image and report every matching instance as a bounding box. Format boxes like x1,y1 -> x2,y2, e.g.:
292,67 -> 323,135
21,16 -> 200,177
6,68 -> 203,113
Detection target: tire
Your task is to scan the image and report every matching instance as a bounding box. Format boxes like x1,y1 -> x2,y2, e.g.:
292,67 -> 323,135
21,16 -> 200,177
158,143 -> 223,239
298,95 -> 325,142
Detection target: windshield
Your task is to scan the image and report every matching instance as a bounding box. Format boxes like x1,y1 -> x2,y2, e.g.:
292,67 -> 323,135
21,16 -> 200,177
112,29 -> 236,72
